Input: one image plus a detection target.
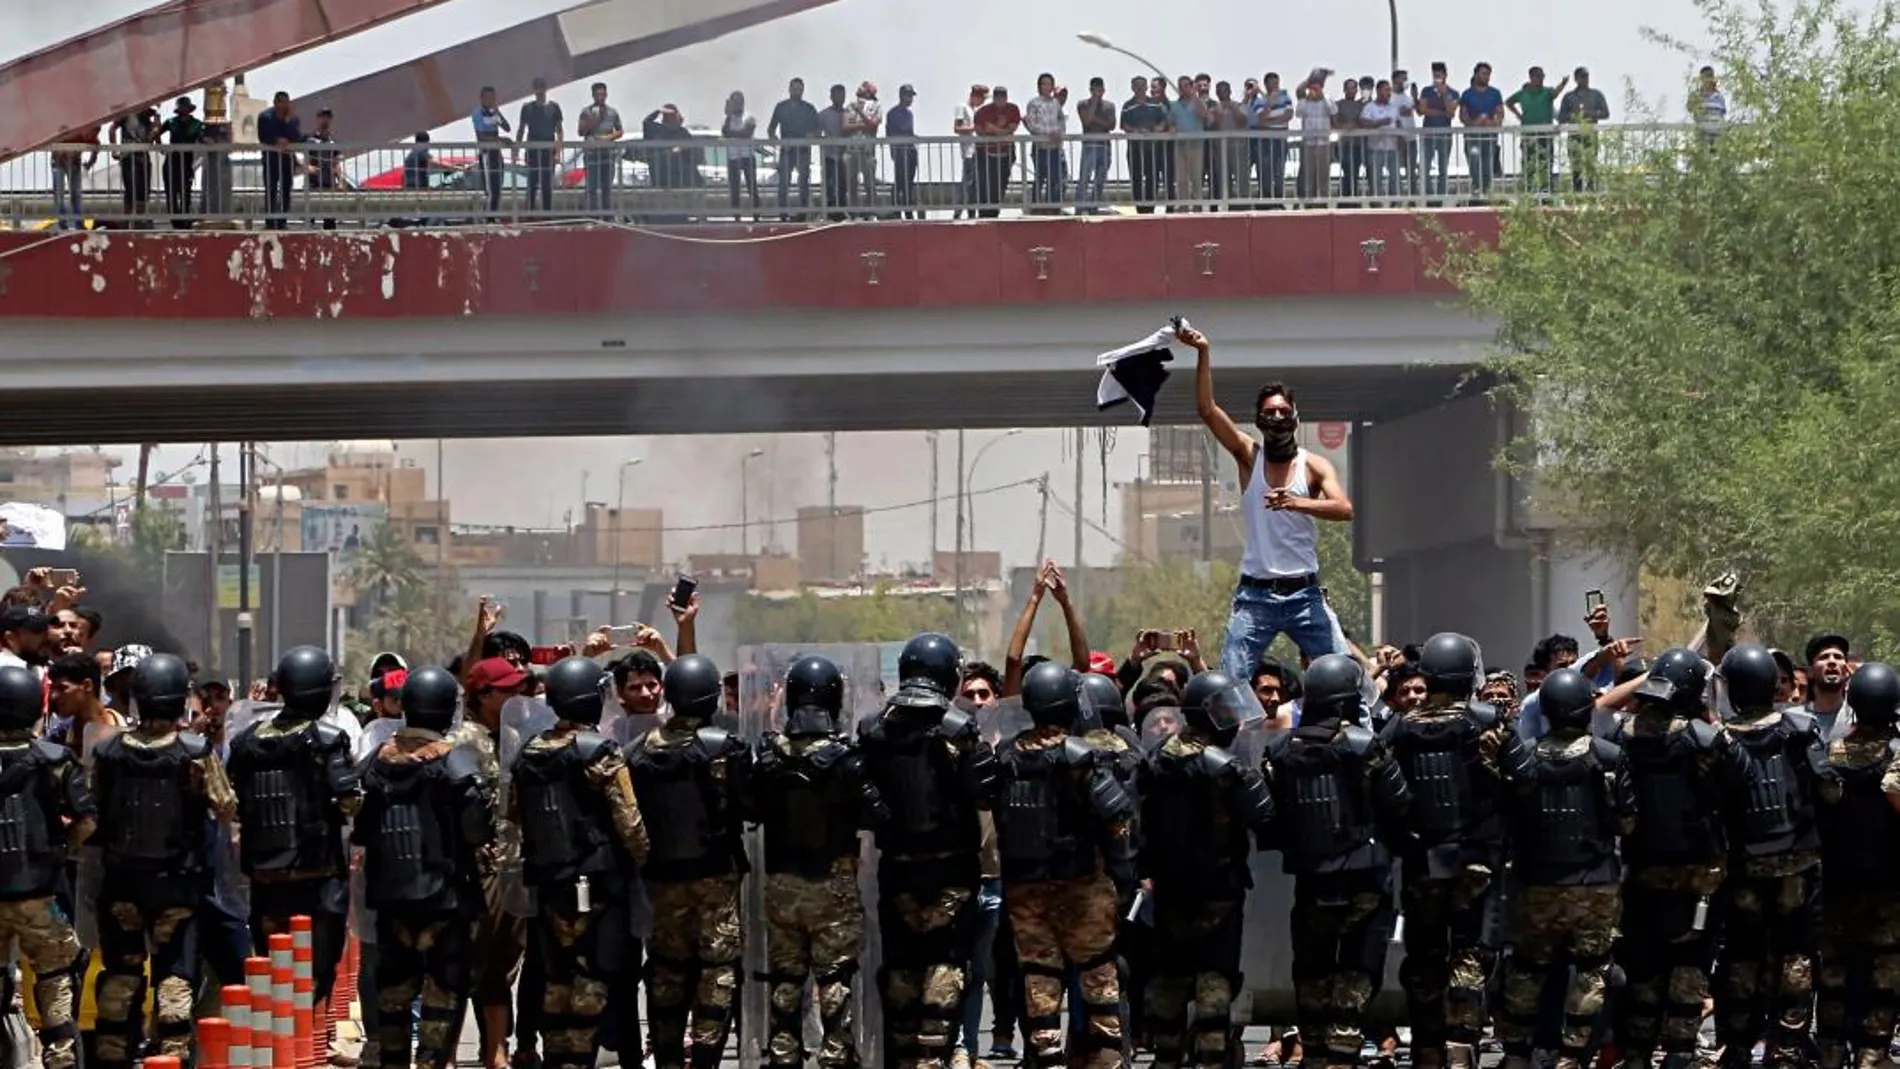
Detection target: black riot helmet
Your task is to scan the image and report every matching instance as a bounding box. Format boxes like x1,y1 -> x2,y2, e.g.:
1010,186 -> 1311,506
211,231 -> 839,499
1181,670 -> 1245,743
544,656 -> 610,727
1077,671 -> 1126,731
1538,667 -> 1598,733
896,632 -> 962,701
1636,646 -> 1711,713
1848,661 -> 1900,728
400,666 -> 461,734
275,645 -> 337,715
1718,644 -> 1779,715
783,655 -> 845,736
131,653 -> 192,722
664,654 -> 724,722
1021,661 -> 1082,730
1419,632 -> 1482,697
0,665 -> 40,731
1303,654 -> 1370,725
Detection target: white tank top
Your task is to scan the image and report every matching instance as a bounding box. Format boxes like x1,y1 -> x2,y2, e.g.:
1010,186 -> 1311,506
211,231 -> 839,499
1240,446 -> 1321,579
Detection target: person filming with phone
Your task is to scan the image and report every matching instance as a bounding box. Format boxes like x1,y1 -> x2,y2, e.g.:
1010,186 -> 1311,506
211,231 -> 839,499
1188,324 -> 1354,681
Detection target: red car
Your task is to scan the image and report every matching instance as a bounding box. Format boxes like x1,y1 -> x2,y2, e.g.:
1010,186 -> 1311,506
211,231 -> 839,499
352,151 -> 588,191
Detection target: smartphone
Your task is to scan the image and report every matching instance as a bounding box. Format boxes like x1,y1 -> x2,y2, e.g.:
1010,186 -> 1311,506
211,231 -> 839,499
1152,630 -> 1178,651
670,574 -> 698,610
47,569 -> 79,587
529,645 -> 568,666
1584,589 -> 1605,614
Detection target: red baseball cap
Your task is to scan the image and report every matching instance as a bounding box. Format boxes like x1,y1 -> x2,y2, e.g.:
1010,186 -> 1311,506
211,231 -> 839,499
1087,651 -> 1118,676
465,657 -> 527,692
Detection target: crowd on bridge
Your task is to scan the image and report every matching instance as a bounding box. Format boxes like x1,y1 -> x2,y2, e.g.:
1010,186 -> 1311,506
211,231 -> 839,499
0,324 -> 1889,1069
35,56 -> 1733,230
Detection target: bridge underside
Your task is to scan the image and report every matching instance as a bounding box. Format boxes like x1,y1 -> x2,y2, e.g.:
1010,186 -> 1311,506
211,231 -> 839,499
30,364 -> 1475,446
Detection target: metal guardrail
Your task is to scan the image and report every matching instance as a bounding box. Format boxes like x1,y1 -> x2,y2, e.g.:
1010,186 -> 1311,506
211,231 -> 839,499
1,124 -> 1704,229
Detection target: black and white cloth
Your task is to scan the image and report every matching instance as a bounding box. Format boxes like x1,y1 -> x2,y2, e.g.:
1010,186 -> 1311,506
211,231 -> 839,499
1095,318 -> 1188,426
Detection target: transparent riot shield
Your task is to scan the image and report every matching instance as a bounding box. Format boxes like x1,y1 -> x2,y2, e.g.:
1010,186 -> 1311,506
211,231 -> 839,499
733,644 -> 888,1069
977,696 -> 1035,750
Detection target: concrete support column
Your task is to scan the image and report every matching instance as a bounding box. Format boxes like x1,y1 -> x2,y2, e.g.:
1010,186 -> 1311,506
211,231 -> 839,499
1534,538 -> 1638,647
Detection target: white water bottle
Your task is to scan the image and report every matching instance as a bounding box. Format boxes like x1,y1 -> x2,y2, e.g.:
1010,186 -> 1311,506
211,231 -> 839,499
576,875 -> 592,915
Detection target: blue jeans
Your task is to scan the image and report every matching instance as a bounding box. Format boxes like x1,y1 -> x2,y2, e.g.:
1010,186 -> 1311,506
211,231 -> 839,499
1220,582 -> 1339,680
1422,131 -> 1454,197
1074,141 -> 1110,208
959,878 -> 1005,1051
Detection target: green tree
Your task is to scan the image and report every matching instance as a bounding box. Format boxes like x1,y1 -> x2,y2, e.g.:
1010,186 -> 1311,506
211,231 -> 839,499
1432,0 -> 1900,652
733,585 -> 958,645
341,525 -> 465,675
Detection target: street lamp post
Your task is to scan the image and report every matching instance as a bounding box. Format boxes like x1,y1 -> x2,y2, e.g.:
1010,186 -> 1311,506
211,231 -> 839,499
739,448 -> 766,556
954,429 -> 1023,645
610,456 -> 643,625
965,429 -> 1024,550
1076,32 -> 1171,83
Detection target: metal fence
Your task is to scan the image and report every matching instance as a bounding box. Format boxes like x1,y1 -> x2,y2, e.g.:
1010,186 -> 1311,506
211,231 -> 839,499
1,123 -> 1705,230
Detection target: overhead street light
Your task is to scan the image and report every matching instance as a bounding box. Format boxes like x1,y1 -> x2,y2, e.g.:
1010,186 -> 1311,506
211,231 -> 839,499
1077,32 -> 1171,83
610,456 -> 644,624
740,447 -> 766,556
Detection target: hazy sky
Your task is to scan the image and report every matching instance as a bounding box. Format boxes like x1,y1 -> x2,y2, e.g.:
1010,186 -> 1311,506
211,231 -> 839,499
11,0 -> 1729,570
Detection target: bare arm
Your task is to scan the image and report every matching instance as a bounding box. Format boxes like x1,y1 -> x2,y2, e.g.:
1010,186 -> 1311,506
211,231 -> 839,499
461,596 -> 499,686
1046,564 -> 1091,672
1002,577 -> 1047,697
670,594 -> 699,657
1188,327 -> 1257,480
1284,452 -> 1354,522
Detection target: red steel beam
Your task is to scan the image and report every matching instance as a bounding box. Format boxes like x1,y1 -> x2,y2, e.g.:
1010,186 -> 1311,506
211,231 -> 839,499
300,0 -> 842,145
0,0 -> 457,157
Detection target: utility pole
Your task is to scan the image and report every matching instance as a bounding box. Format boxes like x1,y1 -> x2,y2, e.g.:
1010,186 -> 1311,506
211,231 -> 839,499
207,443 -> 222,676
926,431 -> 940,571
1199,432 -> 1214,562
435,439 -> 446,632
953,429 -> 967,643
271,456 -> 285,667
825,432 -> 839,580
236,443 -> 255,690
1072,427 -> 1085,607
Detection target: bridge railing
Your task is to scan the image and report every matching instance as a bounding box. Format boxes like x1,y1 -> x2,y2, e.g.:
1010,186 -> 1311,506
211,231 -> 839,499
0,123 -> 1704,230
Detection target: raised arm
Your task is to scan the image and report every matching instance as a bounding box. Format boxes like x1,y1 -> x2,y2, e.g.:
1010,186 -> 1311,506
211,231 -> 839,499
1187,325 -> 1257,479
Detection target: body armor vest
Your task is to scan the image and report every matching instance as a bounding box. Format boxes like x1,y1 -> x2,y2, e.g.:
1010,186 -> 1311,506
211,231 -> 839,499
1509,738 -> 1621,884
994,741 -> 1097,882
1139,746 -> 1256,896
228,720 -> 345,876
513,733 -> 619,887
629,727 -> 737,880
0,742 -> 69,898
1731,716 -> 1821,858
1386,706 -> 1497,848
1822,738 -> 1900,890
360,753 -> 466,909
1267,725 -> 1384,876
91,732 -> 206,875
754,736 -> 863,879
1615,719 -> 1724,868
860,713 -> 980,859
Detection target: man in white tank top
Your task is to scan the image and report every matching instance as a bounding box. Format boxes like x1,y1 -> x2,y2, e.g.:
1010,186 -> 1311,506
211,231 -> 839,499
1187,325 -> 1356,682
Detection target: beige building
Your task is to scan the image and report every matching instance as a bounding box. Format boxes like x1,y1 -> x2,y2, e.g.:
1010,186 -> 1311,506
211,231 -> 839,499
797,506 -> 865,583
0,448 -> 123,511
574,502 -> 665,572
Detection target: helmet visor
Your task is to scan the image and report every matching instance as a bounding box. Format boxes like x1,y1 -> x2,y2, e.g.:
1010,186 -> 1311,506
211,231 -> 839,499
1199,677 -> 1270,734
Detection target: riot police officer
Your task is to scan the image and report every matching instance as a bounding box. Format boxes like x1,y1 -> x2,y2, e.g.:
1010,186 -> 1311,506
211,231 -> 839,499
1379,632 -> 1504,1069
856,632 -> 998,1069
626,653 -> 751,1069
88,653 -> 237,1069
748,654 -> 883,1069
355,665 -> 493,1069
512,656 -> 650,1069
0,664 -> 92,1069
1494,668 -> 1634,1069
1607,647 -> 1728,1069
1816,661 -> 1900,1069
1265,655 -> 1411,1069
993,661 -> 1136,1069
226,645 -> 360,1003
1713,643 -> 1838,1069
1137,668 -> 1274,1069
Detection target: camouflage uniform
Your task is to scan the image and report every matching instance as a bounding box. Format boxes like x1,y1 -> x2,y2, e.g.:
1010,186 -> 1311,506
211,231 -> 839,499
1714,710 -> 1837,1069
1382,700 -> 1508,1069
0,728 -> 95,1069
627,720 -> 750,1069
761,865 -> 864,1067
1610,709 -> 1728,1066
996,726 -> 1135,1069
1814,733 -> 1900,1069
1494,731 -> 1634,1069
512,729 -> 650,1069
89,724 -> 238,1069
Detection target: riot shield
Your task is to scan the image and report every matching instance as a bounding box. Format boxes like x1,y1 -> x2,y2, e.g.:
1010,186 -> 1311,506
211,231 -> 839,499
733,643 -> 888,1069
977,696 -> 1034,749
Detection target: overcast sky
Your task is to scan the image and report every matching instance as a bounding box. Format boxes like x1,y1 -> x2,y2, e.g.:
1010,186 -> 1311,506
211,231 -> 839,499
11,0 -> 1728,571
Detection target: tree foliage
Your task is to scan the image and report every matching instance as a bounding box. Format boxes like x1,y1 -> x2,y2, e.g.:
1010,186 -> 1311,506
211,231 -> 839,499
734,585 -> 958,645
1432,0 -> 1900,651
341,524 -> 465,676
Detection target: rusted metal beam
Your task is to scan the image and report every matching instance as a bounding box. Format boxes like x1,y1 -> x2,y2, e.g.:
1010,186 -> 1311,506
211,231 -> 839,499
0,0 -> 456,157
